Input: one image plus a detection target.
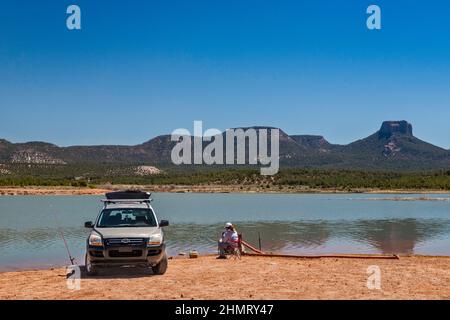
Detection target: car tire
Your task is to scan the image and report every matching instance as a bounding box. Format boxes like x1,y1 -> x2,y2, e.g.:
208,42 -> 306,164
152,252 -> 168,275
85,253 -> 98,276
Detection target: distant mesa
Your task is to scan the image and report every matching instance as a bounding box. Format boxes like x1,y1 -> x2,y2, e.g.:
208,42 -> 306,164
378,120 -> 413,139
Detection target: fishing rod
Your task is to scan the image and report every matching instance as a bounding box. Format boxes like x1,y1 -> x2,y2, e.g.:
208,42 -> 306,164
58,225 -> 76,265
51,206 -> 76,265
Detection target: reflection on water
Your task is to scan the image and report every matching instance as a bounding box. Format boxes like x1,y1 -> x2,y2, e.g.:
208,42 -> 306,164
1,193 -> 450,271
349,219 -> 449,255
164,219 -> 450,255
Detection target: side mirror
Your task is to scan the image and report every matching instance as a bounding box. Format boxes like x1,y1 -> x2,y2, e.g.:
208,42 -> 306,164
84,221 -> 93,228
159,220 -> 169,227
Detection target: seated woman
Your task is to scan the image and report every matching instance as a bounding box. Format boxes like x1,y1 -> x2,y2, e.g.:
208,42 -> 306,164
217,222 -> 239,259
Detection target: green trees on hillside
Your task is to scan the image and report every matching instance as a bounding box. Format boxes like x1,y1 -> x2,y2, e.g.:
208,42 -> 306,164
0,164 -> 449,190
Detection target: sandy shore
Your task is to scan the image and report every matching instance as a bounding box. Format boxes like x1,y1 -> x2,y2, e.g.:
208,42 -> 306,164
1,185 -> 450,196
1,255 -> 449,300
0,186 -> 111,196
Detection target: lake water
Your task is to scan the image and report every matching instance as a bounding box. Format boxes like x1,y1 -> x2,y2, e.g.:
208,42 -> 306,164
1,193 -> 450,271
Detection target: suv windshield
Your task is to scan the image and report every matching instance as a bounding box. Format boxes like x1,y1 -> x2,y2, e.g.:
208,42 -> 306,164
97,208 -> 157,228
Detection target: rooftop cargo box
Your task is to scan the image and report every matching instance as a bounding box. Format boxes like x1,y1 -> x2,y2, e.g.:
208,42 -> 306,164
105,190 -> 151,200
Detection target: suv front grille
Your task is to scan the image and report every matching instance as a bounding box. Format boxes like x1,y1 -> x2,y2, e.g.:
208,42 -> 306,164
104,238 -> 146,247
108,250 -> 143,258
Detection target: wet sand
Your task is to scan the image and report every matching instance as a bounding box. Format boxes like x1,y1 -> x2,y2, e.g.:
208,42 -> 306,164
1,255 -> 449,300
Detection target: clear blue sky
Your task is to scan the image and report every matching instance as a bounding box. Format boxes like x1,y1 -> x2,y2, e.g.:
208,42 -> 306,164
1,0 -> 449,148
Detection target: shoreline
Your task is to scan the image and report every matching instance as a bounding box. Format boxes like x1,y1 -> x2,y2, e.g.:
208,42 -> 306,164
1,185 -> 450,196
1,255 -> 449,299
3,253 -> 450,274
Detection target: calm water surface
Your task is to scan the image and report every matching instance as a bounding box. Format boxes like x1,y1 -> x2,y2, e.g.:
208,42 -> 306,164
1,193 -> 450,271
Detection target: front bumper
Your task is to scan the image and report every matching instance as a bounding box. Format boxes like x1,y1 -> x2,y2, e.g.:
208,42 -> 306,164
87,243 -> 166,267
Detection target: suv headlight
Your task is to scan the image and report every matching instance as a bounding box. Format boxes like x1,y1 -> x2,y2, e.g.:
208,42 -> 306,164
89,233 -> 103,247
148,234 -> 162,246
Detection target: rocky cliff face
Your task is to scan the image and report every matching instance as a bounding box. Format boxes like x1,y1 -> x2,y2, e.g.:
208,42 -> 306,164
8,142 -> 66,164
10,150 -> 66,164
377,121 -> 413,157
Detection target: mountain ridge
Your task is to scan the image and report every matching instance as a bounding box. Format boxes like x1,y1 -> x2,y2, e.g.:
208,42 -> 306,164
1,121 -> 449,171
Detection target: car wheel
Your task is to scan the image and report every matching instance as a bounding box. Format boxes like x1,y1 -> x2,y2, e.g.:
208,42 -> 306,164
152,253 -> 168,275
85,253 -> 98,276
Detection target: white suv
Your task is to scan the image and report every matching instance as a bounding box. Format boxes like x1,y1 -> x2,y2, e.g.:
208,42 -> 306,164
84,191 -> 169,276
